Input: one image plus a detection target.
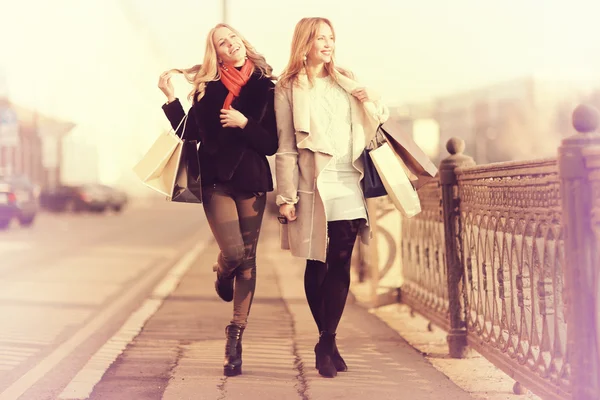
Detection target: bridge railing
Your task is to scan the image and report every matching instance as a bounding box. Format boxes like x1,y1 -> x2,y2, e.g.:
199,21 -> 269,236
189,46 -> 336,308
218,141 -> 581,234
358,104 -> 600,400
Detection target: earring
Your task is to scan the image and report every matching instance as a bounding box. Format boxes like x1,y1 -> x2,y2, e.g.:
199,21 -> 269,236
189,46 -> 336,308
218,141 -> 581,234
303,54 -> 307,63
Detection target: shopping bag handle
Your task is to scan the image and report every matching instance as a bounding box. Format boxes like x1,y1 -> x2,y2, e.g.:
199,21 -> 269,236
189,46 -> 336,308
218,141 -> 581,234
172,113 -> 189,139
366,124 -> 386,150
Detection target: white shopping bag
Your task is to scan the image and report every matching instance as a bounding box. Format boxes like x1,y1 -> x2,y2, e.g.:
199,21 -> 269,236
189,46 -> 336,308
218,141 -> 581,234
369,142 -> 422,218
133,115 -> 187,197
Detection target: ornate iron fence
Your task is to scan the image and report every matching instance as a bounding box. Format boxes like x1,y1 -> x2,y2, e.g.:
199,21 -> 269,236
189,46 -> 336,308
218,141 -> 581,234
399,178 -> 449,330
456,160 -> 569,399
381,104 -> 600,399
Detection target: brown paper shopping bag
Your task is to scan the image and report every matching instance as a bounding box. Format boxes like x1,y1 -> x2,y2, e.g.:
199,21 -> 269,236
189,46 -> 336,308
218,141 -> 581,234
133,115 -> 187,197
369,142 -> 422,218
379,120 -> 438,190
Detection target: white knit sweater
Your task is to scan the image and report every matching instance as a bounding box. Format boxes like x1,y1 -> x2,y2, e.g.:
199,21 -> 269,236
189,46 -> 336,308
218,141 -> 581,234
309,76 -> 353,165
309,76 -> 367,222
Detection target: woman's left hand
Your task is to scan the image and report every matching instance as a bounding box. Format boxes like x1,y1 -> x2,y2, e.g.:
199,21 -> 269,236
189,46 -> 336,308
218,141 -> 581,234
220,107 -> 249,129
351,87 -> 380,103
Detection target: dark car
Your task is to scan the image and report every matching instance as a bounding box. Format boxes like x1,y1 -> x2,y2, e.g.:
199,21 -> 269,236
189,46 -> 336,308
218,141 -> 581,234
0,174 -> 38,229
40,184 -> 111,213
95,184 -> 128,212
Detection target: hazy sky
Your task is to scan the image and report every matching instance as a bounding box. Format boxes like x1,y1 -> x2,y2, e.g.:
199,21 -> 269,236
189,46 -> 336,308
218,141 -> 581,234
1,0 -> 600,187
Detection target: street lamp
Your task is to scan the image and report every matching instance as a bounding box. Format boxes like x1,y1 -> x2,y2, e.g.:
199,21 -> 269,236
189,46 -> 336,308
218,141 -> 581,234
222,0 -> 228,24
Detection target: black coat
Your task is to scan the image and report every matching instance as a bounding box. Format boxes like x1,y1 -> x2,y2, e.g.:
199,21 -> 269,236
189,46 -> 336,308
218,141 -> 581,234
162,71 -> 278,193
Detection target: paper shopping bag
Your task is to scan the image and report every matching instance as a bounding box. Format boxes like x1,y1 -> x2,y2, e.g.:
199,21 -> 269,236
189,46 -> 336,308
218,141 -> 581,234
169,140 -> 202,203
379,120 -> 438,190
361,148 -> 387,198
369,142 -> 422,218
133,115 -> 188,197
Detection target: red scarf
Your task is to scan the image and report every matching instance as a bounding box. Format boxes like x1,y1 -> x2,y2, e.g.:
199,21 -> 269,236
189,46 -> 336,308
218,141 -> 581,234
220,59 -> 255,109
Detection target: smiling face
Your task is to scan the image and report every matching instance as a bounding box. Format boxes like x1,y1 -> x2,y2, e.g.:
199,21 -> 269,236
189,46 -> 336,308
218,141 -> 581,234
213,26 -> 247,67
306,22 -> 334,66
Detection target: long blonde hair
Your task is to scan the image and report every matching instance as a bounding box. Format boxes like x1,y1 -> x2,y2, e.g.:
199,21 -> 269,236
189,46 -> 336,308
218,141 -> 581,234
278,17 -> 351,89
170,23 -> 274,102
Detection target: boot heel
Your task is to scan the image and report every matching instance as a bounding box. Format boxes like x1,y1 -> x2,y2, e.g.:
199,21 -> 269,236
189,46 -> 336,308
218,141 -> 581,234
314,343 -> 320,369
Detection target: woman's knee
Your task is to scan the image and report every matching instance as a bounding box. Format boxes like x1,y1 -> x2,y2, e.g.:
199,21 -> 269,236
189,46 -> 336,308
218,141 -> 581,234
220,245 -> 246,269
235,257 -> 257,280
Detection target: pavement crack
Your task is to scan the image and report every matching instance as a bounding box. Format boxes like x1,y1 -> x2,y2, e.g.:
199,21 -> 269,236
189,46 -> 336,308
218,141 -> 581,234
157,342 -> 186,398
291,337 -> 309,400
167,343 -> 185,379
216,376 -> 228,400
273,267 -> 310,400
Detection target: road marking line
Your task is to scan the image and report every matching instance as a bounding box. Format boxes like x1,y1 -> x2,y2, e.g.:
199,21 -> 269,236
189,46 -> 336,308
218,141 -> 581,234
0,359 -> 20,365
57,242 -> 205,400
0,242 -> 205,400
0,346 -> 38,354
0,338 -> 50,346
0,354 -> 25,361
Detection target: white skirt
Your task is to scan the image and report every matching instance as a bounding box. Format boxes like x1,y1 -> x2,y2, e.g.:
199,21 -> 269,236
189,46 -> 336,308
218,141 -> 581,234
319,165 -> 367,222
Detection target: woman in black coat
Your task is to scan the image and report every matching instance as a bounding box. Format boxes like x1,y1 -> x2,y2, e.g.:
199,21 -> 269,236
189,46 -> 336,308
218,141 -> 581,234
157,23 -> 277,377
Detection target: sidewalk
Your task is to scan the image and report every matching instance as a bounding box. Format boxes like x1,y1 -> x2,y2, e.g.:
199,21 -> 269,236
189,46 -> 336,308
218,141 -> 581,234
87,217 -> 474,400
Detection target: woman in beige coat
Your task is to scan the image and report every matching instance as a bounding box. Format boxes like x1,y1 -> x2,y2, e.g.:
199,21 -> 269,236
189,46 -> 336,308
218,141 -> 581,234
275,17 -> 389,378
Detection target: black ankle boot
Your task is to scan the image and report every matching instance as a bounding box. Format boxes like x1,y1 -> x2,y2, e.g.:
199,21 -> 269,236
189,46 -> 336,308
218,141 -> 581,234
314,338 -> 347,372
315,331 -> 337,378
237,326 -> 245,358
223,324 -> 243,376
213,263 -> 234,302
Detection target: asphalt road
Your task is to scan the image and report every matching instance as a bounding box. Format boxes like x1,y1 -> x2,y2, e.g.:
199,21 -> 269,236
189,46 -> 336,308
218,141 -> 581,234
0,200 -> 209,400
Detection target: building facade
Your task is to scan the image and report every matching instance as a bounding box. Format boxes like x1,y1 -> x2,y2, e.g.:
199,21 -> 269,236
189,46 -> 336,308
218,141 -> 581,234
388,76 -> 588,165
0,98 -> 74,187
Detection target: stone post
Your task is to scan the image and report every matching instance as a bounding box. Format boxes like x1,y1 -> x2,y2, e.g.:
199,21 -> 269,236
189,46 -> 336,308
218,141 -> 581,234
440,138 -> 475,358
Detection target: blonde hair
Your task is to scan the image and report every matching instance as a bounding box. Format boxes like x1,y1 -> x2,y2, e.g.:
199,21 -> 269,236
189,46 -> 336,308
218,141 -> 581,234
170,23 -> 274,102
278,17 -> 351,89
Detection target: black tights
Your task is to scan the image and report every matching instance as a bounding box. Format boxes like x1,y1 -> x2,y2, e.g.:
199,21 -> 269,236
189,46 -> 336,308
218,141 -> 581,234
304,219 -> 362,334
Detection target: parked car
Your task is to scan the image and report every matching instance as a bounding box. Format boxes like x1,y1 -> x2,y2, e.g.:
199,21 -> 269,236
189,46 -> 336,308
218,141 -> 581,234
96,184 -> 128,212
0,174 -> 38,229
40,184 -> 110,213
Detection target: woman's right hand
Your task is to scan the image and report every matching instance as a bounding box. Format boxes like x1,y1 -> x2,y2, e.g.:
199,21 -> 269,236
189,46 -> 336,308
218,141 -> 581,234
158,71 -> 176,103
279,204 -> 297,222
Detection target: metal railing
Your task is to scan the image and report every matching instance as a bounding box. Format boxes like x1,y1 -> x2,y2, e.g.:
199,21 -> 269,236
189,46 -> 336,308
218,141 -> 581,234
457,159 -> 568,398
399,178 -> 449,331
366,104 -> 600,400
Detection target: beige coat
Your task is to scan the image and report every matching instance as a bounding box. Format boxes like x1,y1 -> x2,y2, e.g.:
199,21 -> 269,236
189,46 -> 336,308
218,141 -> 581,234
274,70 -> 389,262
